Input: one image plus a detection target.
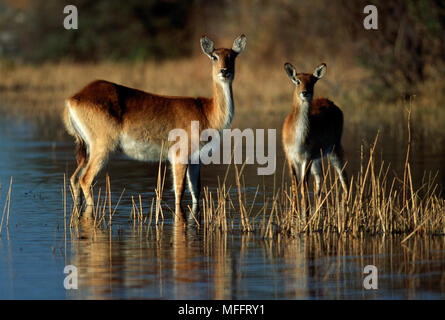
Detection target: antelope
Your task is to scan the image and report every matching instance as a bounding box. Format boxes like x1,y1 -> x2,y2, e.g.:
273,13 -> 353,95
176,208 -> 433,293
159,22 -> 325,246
64,34 -> 246,221
282,62 -> 348,200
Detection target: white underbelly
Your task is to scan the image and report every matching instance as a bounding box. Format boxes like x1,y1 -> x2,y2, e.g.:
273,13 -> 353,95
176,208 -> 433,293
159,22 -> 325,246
119,135 -> 165,162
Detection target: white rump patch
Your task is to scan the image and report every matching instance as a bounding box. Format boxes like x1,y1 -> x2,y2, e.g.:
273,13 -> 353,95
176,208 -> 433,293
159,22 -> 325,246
68,103 -> 91,152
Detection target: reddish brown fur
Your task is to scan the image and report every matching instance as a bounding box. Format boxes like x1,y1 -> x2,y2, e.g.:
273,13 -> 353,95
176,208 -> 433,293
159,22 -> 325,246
64,35 -> 246,221
67,80 -> 217,144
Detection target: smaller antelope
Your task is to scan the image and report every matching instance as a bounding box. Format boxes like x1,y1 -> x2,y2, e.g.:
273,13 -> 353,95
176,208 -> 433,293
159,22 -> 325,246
282,62 -> 348,199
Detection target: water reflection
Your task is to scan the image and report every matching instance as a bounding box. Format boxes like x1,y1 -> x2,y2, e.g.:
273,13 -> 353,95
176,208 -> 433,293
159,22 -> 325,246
303,234 -> 445,299
66,219 -> 445,299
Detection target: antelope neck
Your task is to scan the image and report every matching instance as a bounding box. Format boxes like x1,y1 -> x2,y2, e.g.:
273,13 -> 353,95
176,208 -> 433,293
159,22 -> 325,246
209,79 -> 234,131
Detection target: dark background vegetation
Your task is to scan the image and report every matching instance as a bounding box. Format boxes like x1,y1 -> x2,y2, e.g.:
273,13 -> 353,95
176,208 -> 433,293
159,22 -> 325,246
0,0 -> 444,98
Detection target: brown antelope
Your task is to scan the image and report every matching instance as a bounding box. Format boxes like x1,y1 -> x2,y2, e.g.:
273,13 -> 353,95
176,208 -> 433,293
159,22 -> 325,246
64,35 -> 246,221
282,62 -> 348,200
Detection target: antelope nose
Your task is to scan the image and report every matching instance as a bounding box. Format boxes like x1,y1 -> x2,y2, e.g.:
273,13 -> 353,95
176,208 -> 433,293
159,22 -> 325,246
301,91 -> 310,98
220,68 -> 229,76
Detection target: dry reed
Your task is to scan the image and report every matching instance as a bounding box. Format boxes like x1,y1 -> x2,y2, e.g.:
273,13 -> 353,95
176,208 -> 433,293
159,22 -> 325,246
65,126 -> 445,241
0,177 -> 13,237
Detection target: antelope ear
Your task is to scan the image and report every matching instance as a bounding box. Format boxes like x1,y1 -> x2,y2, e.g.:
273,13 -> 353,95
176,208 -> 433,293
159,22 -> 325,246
313,63 -> 327,79
232,34 -> 247,53
200,36 -> 214,59
284,62 -> 298,85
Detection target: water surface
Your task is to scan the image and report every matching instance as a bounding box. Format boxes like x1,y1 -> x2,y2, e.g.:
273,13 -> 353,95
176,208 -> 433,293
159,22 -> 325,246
1,111 -> 445,299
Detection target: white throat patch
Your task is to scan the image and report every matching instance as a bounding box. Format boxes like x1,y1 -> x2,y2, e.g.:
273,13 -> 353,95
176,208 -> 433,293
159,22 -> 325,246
295,100 -> 310,146
219,81 -> 234,130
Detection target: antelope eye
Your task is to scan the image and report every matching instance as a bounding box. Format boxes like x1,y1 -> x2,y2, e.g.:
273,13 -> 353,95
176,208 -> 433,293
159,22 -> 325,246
212,55 -> 218,61
296,79 -> 301,85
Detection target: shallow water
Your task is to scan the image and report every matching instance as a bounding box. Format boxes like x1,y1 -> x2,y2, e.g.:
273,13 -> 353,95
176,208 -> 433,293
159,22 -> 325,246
1,112 -> 445,299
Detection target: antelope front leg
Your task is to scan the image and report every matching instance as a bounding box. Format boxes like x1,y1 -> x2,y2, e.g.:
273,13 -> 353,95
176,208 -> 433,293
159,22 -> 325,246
300,160 -> 311,200
300,160 -> 312,220
332,149 -> 349,196
311,159 -> 322,198
288,159 -> 299,210
172,163 -> 188,222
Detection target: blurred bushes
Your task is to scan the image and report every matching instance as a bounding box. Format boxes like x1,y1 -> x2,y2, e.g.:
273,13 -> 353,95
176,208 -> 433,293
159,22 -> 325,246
0,0 -> 194,61
0,0 -> 444,98
340,0 -> 445,98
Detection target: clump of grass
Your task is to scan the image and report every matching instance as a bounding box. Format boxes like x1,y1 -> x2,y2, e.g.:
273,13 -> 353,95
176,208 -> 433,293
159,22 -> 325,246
188,102 -> 445,239
65,126 -> 445,240
196,133 -> 445,239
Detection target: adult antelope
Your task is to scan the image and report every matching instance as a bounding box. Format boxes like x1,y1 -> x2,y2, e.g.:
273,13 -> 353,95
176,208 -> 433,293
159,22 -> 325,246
64,35 -> 246,220
282,62 -> 348,200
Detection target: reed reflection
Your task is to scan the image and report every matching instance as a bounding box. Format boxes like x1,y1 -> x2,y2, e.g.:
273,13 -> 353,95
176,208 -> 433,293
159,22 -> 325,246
66,219 -> 445,299
304,234 -> 445,299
